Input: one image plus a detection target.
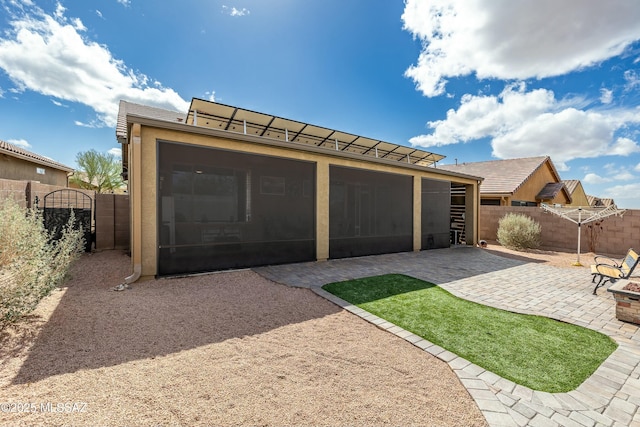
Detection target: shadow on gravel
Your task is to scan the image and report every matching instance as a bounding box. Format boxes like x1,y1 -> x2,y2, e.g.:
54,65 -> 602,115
12,250 -> 340,384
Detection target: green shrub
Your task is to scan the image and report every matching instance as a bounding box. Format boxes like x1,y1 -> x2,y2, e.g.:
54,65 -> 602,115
0,198 -> 85,329
497,213 -> 541,251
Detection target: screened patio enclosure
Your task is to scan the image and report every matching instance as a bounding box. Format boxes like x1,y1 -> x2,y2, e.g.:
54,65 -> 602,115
118,99 -> 482,279
158,141 -> 316,275
422,178 -> 451,249
329,166 -> 413,258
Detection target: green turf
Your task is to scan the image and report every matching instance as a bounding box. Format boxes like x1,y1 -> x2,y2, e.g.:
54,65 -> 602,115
323,274 -> 617,392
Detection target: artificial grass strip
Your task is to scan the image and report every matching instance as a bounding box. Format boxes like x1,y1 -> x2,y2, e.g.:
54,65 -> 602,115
323,274 -> 617,393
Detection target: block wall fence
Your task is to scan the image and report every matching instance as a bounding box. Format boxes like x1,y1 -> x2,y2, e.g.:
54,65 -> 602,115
0,178 -> 129,251
480,206 -> 640,258
5,177 -> 636,258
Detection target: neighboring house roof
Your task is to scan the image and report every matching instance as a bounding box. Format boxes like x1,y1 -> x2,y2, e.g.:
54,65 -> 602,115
536,182 -> 567,201
587,195 -> 616,208
116,100 -> 187,141
0,140 -> 73,172
438,156 -> 557,195
562,179 -> 580,195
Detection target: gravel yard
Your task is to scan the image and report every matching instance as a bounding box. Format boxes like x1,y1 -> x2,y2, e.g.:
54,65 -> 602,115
0,250 -> 487,426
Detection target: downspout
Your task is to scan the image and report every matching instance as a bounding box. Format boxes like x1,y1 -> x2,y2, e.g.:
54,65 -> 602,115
117,123 -> 142,289
474,180 -> 481,245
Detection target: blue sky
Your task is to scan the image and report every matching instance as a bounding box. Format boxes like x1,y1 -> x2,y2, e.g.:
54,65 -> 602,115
1,1 -> 640,207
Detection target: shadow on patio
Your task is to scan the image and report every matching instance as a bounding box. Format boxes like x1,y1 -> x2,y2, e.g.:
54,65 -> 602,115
254,246 -> 536,289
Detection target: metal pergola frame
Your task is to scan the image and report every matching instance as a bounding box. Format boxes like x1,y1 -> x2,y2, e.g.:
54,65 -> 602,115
185,98 -> 446,168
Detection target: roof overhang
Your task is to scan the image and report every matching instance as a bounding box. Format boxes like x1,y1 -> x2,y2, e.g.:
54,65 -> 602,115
0,140 -> 73,172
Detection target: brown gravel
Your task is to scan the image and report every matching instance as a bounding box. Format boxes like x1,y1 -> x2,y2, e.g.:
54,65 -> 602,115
0,250 -> 487,427
482,242 -> 595,269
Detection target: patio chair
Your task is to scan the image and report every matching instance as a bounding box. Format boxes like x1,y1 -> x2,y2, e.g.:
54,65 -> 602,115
591,248 -> 640,295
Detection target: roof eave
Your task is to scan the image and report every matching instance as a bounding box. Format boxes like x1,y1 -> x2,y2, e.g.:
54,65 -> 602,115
0,147 -> 74,172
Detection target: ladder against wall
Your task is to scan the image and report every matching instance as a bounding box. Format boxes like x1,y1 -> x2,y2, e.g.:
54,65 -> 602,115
450,184 -> 466,244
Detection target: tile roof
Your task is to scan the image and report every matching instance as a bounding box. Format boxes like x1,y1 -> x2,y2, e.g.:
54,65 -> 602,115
438,156 -> 552,194
0,140 -> 73,172
116,100 -> 187,140
562,179 -> 580,195
587,195 -> 616,208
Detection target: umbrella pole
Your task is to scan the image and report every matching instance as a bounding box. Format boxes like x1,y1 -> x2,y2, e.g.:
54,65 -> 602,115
573,209 -> 582,266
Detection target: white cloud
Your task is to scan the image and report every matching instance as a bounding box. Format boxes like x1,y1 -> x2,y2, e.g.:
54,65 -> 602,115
600,88 -> 613,104
7,138 -> 31,148
117,0 -> 131,6
96,10 -> 103,19
410,83 -> 640,169
0,3 -> 189,128
610,137 -> 640,156
624,69 -> 640,91
613,171 -> 635,181
583,173 -> 611,184
206,90 -> 216,102
53,2 -> 65,20
222,6 -> 250,17
74,120 -> 100,128
635,163 -> 640,172
108,147 -> 122,157
402,0 -> 640,97
605,183 -> 640,201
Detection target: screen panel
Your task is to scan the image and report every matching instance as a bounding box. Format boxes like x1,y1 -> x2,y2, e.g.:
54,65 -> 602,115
421,178 -> 451,249
329,166 -> 412,258
158,141 -> 315,275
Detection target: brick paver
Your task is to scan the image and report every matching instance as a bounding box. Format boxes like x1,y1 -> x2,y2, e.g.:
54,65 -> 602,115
253,247 -> 640,427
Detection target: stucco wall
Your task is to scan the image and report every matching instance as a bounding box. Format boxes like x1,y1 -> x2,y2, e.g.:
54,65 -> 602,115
480,205 -> 639,257
511,161 -> 569,205
0,154 -> 69,186
566,182 -> 591,207
131,122 -> 481,276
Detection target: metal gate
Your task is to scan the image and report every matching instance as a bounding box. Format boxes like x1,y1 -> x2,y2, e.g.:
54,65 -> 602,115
43,189 -> 93,252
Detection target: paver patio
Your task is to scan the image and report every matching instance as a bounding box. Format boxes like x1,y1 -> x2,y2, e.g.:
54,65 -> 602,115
255,247 -> 640,427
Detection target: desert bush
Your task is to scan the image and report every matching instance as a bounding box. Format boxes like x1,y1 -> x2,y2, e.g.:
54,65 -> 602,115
0,198 -> 85,328
497,213 -> 541,251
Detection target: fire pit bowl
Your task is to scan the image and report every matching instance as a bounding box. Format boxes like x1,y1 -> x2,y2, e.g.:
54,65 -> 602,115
608,279 -> 640,325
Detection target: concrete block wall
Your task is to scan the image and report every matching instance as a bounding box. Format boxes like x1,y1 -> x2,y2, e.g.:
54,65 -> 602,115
28,181 -> 94,209
0,179 -> 129,251
0,178 -> 28,207
481,206 -> 640,257
114,195 -> 129,250
95,193 -> 129,250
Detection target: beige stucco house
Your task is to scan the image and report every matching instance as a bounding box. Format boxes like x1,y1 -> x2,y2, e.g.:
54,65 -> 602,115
439,156 -> 571,206
116,98 -> 483,279
0,140 -> 73,186
562,180 -> 591,207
